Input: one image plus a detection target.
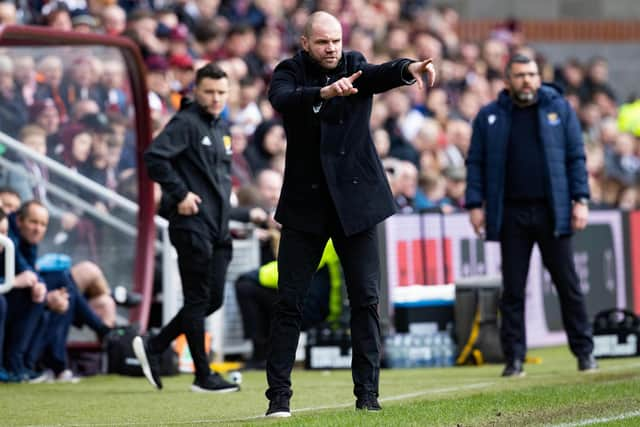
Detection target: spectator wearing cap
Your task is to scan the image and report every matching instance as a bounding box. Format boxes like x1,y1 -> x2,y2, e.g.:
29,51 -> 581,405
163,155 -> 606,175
168,53 -> 195,111
168,23 -> 191,57
29,98 -> 62,156
34,55 -> 68,122
146,55 -> 171,115
71,9 -> 98,33
443,165 -> 466,210
0,55 -> 29,139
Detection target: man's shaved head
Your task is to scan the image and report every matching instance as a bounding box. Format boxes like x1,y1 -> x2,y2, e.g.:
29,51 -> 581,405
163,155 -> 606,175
303,11 -> 341,38
301,11 -> 343,70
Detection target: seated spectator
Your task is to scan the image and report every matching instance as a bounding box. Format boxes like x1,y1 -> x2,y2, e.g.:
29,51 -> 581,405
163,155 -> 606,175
235,239 -> 343,369
101,59 -> 129,115
443,166 -> 467,210
415,172 -> 456,213
604,132 -> 640,188
0,209 -> 48,382
1,208 -> 52,382
388,160 -> 419,213
35,55 -> 68,123
29,98 -> 62,157
244,120 -> 286,175
0,55 -> 29,139
0,188 -> 21,214
0,125 -> 49,204
7,201 -> 111,381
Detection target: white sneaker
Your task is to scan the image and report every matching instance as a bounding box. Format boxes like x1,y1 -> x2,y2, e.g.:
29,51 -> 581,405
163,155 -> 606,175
28,369 -> 55,384
55,369 -> 80,384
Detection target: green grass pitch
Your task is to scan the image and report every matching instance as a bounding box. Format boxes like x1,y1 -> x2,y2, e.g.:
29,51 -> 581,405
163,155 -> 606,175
1,346 -> 639,426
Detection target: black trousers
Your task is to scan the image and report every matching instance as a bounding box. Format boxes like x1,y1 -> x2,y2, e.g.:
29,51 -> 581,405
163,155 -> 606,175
266,222 -> 381,401
149,229 -> 231,380
499,201 -> 593,362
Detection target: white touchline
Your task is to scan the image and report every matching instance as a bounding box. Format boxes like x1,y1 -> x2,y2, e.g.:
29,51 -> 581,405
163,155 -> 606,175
24,362 -> 640,427
549,410 -> 640,427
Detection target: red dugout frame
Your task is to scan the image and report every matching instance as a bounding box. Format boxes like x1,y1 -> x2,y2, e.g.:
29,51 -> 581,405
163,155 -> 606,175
0,25 -> 156,331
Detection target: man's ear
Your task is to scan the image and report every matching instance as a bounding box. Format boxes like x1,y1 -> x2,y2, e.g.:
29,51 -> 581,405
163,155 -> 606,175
300,35 -> 309,52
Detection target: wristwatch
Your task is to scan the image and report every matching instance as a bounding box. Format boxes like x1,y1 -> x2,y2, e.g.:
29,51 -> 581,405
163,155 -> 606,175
574,197 -> 589,206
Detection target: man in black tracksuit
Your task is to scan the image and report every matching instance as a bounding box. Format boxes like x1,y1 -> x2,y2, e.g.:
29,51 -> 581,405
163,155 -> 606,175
264,12 -> 437,417
133,63 -> 264,393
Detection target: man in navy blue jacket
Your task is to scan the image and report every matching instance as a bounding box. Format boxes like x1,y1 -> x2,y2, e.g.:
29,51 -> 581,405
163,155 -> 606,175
465,54 -> 597,377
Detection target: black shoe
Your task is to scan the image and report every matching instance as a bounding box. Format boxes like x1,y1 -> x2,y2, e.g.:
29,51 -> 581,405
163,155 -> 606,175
501,359 -> 525,377
578,354 -> 598,372
266,394 -> 291,418
191,373 -> 240,393
113,286 -> 142,308
356,395 -> 382,411
132,336 -> 162,390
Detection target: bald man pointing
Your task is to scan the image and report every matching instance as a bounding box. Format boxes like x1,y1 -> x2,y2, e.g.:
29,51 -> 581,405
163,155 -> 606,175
264,11 -> 436,417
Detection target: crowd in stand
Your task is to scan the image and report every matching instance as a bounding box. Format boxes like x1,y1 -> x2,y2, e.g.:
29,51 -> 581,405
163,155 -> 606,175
1,0 -> 640,382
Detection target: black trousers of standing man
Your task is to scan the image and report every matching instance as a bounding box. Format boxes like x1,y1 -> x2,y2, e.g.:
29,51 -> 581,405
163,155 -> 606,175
266,209 -> 382,401
499,200 -> 594,362
148,229 -> 232,380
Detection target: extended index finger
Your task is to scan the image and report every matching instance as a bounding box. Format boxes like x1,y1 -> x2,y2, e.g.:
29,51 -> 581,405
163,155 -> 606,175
348,70 -> 363,83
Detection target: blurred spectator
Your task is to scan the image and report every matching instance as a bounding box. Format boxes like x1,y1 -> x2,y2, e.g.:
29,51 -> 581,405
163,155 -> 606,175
0,124 -> 49,204
71,9 -> 97,33
13,56 -> 38,107
35,55 -> 67,122
229,125 -> 253,188
167,23 -> 191,57
29,98 -> 62,157
43,2 -> 72,31
443,165 -> 466,209
101,4 -> 126,36
0,188 -> 21,214
244,26 -> 282,85
482,38 -> 508,80
580,56 -> 617,103
60,56 -> 106,112
0,55 -> 29,139
145,54 -> 171,115
0,0 -> 17,25
168,54 -> 195,111
443,118 -> 471,169
389,160 -> 419,214
244,120 -> 286,175
100,59 -> 129,115
604,132 -> 640,189
233,75 -> 262,135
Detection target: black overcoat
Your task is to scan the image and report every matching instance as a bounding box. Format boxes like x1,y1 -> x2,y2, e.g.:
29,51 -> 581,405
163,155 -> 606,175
269,50 -> 414,236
